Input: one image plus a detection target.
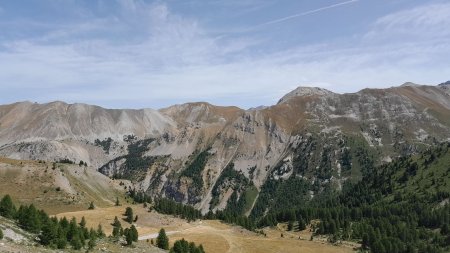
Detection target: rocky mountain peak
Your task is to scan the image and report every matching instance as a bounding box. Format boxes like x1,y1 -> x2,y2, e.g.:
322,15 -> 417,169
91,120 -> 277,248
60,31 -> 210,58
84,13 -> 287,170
1,82 -> 450,216
277,86 -> 333,104
400,82 -> 421,87
438,81 -> 450,86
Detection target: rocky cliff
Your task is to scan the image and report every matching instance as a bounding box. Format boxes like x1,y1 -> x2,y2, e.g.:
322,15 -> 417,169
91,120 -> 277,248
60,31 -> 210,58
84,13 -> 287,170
1,83 -> 449,214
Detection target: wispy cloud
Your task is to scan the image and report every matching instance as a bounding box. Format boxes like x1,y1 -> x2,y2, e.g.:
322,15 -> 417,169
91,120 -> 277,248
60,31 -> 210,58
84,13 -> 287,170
258,0 -> 359,26
0,1 -> 449,109
365,2 -> 450,40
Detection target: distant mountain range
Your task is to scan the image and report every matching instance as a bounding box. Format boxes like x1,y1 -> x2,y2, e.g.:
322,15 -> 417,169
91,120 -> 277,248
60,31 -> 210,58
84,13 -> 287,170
1,82 -> 450,214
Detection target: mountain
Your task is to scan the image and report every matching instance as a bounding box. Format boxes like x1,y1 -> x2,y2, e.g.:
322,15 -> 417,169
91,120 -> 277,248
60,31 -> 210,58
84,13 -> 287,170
1,83 -> 450,215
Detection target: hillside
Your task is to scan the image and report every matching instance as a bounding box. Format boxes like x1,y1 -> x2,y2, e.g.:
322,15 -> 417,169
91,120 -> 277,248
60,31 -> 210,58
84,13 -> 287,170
1,144 -> 449,252
0,85 -> 450,252
0,157 -> 126,214
0,215 -> 165,253
0,83 -> 450,216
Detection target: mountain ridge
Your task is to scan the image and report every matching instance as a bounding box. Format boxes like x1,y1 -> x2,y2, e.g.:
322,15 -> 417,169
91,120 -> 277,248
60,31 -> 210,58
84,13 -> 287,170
1,82 -> 450,214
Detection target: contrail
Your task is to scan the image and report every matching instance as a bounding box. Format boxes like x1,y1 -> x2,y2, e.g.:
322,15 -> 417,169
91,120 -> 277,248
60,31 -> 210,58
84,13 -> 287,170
259,0 -> 359,26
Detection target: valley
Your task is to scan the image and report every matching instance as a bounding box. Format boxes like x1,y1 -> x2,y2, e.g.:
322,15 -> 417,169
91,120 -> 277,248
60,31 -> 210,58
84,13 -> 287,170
50,204 -> 359,253
1,83 -> 450,252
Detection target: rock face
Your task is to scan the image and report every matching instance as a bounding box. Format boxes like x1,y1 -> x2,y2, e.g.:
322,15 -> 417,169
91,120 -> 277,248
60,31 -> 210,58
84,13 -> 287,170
1,83 -> 450,214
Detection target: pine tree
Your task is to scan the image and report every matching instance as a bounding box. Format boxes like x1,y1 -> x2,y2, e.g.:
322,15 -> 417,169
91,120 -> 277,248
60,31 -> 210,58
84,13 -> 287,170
372,240 -> 386,253
287,220 -> 294,231
318,221 -> 325,234
112,226 -> 121,238
89,228 -> 97,240
57,236 -> 67,249
17,204 -> 41,233
171,238 -> 204,253
59,217 -> 69,230
111,216 -> 122,238
67,217 -> 78,241
88,238 -> 96,250
130,225 -> 138,242
39,220 -> 57,246
298,218 -> 306,231
88,202 -> 95,210
112,216 -> 121,228
156,228 -> 169,250
124,225 -> 138,246
125,207 -> 134,223
199,244 -> 205,253
56,225 -> 67,249
115,197 -> 120,206
70,235 -> 83,250
79,216 -> 86,228
124,228 -> 133,246
0,228 -> 3,240
96,224 -> 105,238
441,223 -> 449,235
0,195 -> 16,218
329,220 -> 337,234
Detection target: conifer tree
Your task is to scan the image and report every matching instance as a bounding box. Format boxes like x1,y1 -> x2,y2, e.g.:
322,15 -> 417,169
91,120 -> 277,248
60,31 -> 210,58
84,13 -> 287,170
67,217 -> 79,241
89,228 -> 97,240
125,207 -> 134,223
124,228 -> 132,245
56,225 -> 67,249
88,238 -> 96,250
17,204 -> 41,233
130,225 -> 138,242
79,216 -> 86,228
0,195 -> 16,218
287,220 -> 294,231
298,218 -> 306,231
96,224 -> 105,238
112,226 -> 121,238
39,219 -> 57,246
70,235 -> 82,250
156,228 -> 169,250
124,226 -> 138,246
112,216 -> 121,228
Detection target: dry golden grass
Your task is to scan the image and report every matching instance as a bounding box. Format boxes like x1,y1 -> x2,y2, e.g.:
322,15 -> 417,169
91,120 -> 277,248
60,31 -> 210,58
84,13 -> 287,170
56,205 -> 356,253
170,220 -> 355,253
0,157 -> 126,215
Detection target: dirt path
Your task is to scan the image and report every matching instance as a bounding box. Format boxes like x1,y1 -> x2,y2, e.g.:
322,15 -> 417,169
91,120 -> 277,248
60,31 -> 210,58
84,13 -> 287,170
56,205 -> 356,253
139,230 -> 180,240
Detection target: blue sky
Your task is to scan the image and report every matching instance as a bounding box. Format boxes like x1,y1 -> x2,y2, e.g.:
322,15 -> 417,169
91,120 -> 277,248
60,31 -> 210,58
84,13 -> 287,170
0,0 -> 449,109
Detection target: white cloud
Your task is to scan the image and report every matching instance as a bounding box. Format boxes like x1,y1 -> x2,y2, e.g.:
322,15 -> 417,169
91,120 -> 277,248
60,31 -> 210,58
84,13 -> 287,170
365,2 -> 450,41
0,1 -> 449,109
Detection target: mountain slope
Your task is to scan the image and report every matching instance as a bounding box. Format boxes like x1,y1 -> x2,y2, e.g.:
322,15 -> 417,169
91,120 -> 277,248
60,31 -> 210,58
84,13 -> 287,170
0,83 -> 449,215
0,157 -> 125,214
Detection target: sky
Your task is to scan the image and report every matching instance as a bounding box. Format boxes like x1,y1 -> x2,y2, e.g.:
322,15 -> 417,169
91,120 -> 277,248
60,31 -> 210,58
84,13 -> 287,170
0,0 -> 449,109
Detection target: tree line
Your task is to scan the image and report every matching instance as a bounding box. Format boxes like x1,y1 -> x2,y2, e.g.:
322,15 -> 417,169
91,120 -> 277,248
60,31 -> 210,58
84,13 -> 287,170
0,194 -> 104,250
156,228 -> 206,253
150,143 -> 450,253
253,142 -> 450,253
